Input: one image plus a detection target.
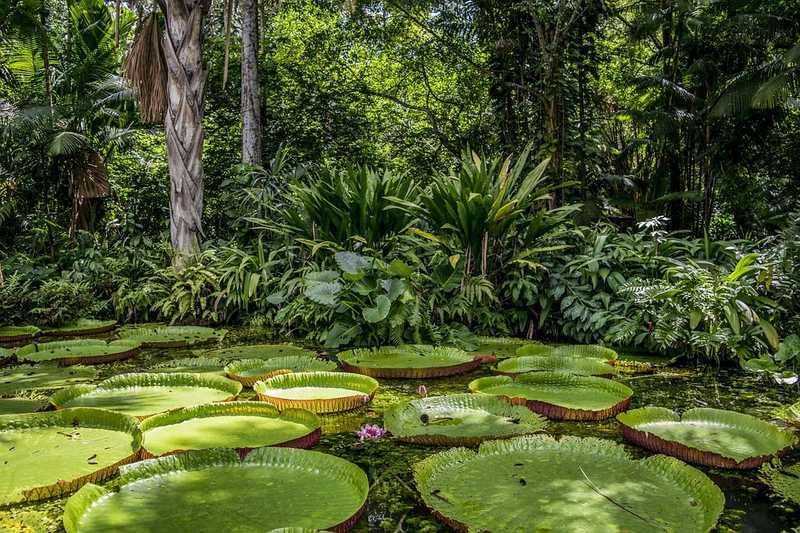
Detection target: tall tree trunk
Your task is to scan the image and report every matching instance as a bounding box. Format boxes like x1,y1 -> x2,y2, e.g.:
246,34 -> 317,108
162,0 -> 210,266
241,0 -> 262,165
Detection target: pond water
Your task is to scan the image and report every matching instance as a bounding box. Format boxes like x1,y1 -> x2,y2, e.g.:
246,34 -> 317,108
2,327 -> 799,532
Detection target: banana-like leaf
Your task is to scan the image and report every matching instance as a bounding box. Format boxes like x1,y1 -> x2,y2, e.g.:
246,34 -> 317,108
225,357 -> 337,387
0,364 -> 98,395
761,461 -> 800,506
495,355 -> 617,377
117,325 -> 227,348
151,357 -> 227,376
338,345 -> 493,379
516,343 -> 618,361
51,372 -> 242,419
385,394 -> 546,446
16,339 -> 141,366
469,372 -> 633,420
0,408 -> 141,505
63,447 -> 368,533
413,435 -> 724,533
41,319 -> 117,338
0,326 -> 41,346
618,407 -> 796,468
254,371 -> 378,414
203,343 -> 316,360
140,401 -> 321,457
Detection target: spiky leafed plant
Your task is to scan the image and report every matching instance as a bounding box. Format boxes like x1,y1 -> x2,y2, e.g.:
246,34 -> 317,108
124,0 -> 212,268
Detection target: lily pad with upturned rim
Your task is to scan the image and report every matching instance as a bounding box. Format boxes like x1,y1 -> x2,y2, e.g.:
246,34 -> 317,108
15,339 -> 141,366
338,346 -> 495,379
761,461 -> 800,505
41,319 -> 117,338
0,399 -> 48,415
140,401 -> 321,458
63,447 -> 369,533
472,336 -> 539,359
117,325 -> 227,348
384,394 -> 546,446
151,357 -> 227,376
0,365 -> 98,395
254,372 -> 378,414
50,373 -> 242,419
516,343 -> 618,361
468,372 -> 633,421
225,357 -> 338,387
203,343 -> 316,360
494,355 -> 617,377
617,407 -> 796,469
0,327 -> 41,347
413,435 -> 724,533
0,408 -> 141,505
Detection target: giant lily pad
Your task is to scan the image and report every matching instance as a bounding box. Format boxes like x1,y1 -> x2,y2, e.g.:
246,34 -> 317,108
0,399 -> 48,415
254,372 -> 378,414
0,408 -> 141,505
384,394 -> 546,446
494,355 -> 617,377
473,336 -> 539,359
117,325 -> 227,348
0,365 -> 98,395
225,357 -> 338,387
413,435 -> 724,533
51,373 -> 242,419
761,461 -> 800,505
42,319 -> 117,338
140,401 -> 321,458
15,339 -> 141,366
516,343 -> 618,361
617,407 -> 796,469
204,343 -> 316,360
338,345 -> 495,379
63,447 -> 368,533
0,326 -> 40,347
151,357 -> 227,376
468,372 -> 633,420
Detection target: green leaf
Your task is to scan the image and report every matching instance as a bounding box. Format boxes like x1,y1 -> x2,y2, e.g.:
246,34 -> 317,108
381,279 -> 406,302
689,310 -> 703,330
335,252 -> 370,274
363,295 -> 391,323
724,304 -> 740,335
388,259 -> 414,277
759,318 -> 780,351
304,270 -> 339,283
304,281 -> 342,306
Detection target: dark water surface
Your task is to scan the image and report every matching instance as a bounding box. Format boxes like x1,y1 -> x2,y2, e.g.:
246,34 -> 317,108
2,328 -> 798,532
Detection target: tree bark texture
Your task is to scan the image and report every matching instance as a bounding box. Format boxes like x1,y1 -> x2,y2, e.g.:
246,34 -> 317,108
241,0 -> 262,165
161,0 -> 210,265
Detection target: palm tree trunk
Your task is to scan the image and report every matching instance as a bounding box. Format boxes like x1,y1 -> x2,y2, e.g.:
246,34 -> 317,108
241,0 -> 262,165
161,0 -> 210,266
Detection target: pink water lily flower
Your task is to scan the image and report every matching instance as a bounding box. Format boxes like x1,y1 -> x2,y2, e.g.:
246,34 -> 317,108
357,424 -> 387,441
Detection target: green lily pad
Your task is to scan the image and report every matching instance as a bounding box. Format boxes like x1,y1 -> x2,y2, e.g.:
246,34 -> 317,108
15,339 -> 141,366
469,372 -> 633,420
203,343 -> 316,360
338,345 -> 493,379
225,357 -> 338,387
0,365 -> 99,395
42,319 -> 117,338
0,326 -> 41,346
516,343 -> 618,360
51,373 -> 242,419
254,372 -> 378,414
64,447 -> 368,533
385,394 -> 546,446
0,408 -> 141,505
777,400 -> 800,428
472,336 -> 539,359
117,325 -> 227,348
494,355 -> 617,377
0,399 -> 48,415
761,461 -> 800,505
413,435 -> 724,533
140,401 -> 321,457
151,357 -> 227,376
617,407 -> 796,469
